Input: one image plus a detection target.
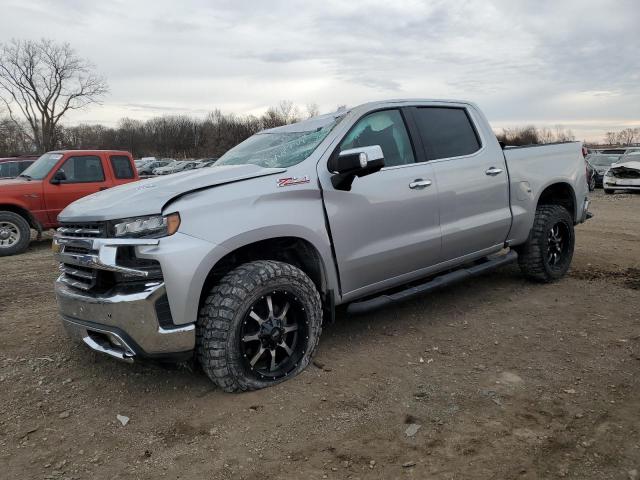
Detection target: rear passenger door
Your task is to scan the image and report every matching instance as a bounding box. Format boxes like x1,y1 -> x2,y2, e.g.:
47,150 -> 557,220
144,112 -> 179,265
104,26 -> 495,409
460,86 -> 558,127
321,108 -> 441,298
409,105 -> 510,261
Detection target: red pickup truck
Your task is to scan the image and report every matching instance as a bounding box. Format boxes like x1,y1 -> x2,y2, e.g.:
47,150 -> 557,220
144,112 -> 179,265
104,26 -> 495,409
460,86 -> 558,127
0,150 -> 139,256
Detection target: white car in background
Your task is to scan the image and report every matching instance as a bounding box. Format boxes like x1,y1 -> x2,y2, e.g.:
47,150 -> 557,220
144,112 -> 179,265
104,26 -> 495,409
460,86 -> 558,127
153,160 -> 198,175
603,152 -> 640,194
194,158 -> 218,169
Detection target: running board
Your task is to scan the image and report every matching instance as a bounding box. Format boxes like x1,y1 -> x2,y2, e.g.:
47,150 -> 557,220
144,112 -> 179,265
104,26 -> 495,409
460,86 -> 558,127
346,250 -> 518,315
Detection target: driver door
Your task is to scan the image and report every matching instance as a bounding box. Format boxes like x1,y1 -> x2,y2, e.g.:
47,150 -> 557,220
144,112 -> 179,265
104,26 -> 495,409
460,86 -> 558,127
319,108 -> 441,299
43,154 -> 108,223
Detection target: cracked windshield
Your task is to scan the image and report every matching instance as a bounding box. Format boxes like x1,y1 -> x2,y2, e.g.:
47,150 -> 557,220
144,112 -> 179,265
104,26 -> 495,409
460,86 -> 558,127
215,120 -> 341,168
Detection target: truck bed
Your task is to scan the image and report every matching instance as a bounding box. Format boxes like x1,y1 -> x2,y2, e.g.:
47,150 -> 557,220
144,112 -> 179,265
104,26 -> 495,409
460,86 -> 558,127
503,141 -> 588,245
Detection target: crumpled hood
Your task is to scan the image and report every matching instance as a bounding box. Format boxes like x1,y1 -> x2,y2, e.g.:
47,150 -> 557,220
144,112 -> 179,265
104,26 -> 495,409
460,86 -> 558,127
610,160 -> 640,171
59,164 -> 286,222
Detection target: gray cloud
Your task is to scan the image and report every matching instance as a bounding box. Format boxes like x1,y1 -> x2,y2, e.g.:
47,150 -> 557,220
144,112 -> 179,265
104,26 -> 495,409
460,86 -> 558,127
1,0 -> 638,141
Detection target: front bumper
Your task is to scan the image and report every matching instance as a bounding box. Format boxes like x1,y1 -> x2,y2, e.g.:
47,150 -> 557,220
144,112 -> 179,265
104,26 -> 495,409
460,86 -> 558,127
55,278 -> 195,360
604,178 -> 640,190
52,232 -> 207,361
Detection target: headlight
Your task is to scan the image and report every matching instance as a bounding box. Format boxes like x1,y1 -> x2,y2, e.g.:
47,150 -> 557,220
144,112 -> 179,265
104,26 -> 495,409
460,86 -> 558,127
604,169 -> 613,177
113,213 -> 180,238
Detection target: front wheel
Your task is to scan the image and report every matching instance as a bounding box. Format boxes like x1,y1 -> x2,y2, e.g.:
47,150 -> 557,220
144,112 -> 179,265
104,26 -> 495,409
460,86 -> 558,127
515,204 -> 575,283
589,176 -> 596,191
0,211 -> 31,257
197,260 -> 322,392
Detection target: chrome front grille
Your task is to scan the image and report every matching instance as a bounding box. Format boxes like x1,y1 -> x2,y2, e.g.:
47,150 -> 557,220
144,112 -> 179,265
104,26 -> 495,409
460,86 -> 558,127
59,263 -> 98,291
57,222 -> 107,238
54,229 -> 162,293
56,236 -> 103,291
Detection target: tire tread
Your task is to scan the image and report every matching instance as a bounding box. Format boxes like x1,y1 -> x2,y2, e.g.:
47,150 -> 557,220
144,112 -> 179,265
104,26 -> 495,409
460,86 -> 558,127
196,260 -> 322,392
516,204 -> 574,283
0,211 -> 31,257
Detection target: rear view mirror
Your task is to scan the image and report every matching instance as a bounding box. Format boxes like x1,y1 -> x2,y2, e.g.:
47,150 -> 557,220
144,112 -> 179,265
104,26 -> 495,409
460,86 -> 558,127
51,170 -> 67,184
328,145 -> 385,190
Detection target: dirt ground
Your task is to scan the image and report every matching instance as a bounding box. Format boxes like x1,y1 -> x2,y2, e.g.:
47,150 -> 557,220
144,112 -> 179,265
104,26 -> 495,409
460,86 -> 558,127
1,190 -> 639,480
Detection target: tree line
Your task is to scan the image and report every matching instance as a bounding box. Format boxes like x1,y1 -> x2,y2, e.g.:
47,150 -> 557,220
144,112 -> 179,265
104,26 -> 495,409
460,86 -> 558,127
495,125 -> 576,146
5,110 -> 634,158
50,101 -> 312,159
603,128 -> 640,146
0,98 -> 316,159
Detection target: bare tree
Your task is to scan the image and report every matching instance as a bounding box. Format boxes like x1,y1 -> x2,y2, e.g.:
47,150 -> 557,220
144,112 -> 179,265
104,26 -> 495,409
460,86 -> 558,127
276,100 -> 300,124
604,131 -> 617,145
617,128 -> 637,146
554,125 -> 575,142
0,39 -> 108,152
0,116 -> 32,155
305,102 -> 319,118
538,127 -> 555,144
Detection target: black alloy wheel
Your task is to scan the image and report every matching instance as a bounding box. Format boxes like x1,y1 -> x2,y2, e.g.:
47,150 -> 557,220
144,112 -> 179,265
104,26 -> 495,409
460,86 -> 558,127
546,221 -> 570,268
239,291 -> 309,380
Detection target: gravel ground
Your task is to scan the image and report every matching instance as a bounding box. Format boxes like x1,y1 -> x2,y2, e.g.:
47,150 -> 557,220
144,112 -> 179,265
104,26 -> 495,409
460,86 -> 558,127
1,190 -> 639,480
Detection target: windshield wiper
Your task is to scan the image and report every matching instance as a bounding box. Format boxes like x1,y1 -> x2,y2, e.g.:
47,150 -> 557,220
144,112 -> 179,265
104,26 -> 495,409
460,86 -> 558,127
18,174 -> 32,180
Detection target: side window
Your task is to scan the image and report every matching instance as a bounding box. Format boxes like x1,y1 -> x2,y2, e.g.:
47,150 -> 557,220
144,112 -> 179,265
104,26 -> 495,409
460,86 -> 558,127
413,107 -> 481,160
340,109 -> 415,167
110,155 -> 135,179
1,163 -> 18,177
57,156 -> 105,183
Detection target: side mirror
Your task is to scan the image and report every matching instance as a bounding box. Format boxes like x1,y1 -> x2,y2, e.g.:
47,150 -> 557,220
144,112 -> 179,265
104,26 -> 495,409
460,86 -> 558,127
51,170 -> 67,184
328,145 -> 385,190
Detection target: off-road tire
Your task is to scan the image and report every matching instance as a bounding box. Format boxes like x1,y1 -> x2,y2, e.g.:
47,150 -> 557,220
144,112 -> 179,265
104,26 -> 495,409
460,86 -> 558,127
604,188 -> 614,194
516,204 -> 574,283
0,211 -> 31,257
197,260 -> 322,392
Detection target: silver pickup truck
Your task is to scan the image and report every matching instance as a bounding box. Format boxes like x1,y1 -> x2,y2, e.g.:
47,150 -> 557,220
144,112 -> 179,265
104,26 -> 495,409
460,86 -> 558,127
53,99 -> 590,392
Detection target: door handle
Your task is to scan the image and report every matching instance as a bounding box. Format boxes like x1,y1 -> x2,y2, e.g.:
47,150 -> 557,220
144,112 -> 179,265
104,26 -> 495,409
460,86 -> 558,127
409,179 -> 432,189
485,167 -> 503,176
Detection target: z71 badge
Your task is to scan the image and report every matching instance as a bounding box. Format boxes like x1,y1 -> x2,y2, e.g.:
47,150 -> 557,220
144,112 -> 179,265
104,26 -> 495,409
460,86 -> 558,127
277,176 -> 310,187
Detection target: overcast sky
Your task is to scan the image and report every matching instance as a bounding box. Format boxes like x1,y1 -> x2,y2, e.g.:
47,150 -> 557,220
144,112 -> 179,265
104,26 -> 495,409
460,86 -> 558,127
1,0 -> 639,141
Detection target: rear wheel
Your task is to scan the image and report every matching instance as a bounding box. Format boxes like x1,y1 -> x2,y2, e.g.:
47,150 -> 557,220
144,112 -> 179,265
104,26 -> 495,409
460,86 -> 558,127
515,204 -> 574,282
197,260 -> 322,392
0,211 -> 30,257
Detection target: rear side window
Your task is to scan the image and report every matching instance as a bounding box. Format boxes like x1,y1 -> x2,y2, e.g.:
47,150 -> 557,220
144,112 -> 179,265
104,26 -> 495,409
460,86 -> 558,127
0,163 -> 19,177
413,107 -> 481,160
57,156 -> 105,183
110,155 -> 135,179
